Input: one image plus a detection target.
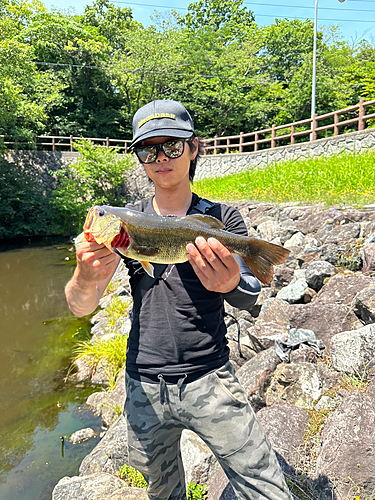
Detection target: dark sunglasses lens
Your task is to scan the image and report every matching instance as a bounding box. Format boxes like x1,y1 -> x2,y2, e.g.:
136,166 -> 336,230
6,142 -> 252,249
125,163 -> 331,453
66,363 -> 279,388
163,140 -> 184,158
135,147 -> 157,164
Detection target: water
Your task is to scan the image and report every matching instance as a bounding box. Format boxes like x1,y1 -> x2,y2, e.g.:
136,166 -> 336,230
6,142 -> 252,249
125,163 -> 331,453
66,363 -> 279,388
0,239 -> 102,500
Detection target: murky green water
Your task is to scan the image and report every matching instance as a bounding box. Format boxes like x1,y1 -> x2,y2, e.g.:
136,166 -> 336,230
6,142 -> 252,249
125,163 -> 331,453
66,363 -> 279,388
0,239 -> 102,500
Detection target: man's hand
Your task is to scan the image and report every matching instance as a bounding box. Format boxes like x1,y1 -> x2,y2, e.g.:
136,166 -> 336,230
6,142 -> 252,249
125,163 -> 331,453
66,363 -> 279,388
65,240 -> 120,317
186,237 -> 240,293
75,240 -> 119,284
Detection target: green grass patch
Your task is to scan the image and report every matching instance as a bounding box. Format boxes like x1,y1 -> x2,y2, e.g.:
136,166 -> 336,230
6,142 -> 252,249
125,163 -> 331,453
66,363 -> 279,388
72,333 -> 128,390
117,464 -> 147,488
193,150 -> 375,206
105,296 -> 132,328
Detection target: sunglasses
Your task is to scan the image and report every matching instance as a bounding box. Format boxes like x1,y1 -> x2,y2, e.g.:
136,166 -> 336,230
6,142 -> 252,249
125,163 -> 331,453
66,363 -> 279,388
133,138 -> 190,164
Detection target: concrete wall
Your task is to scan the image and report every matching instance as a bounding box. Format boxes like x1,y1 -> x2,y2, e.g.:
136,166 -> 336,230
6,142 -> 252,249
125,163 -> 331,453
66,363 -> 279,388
195,128 -> 375,181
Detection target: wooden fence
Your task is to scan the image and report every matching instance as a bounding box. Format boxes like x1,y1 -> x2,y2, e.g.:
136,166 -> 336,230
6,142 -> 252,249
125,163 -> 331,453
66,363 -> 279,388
2,99 -> 375,155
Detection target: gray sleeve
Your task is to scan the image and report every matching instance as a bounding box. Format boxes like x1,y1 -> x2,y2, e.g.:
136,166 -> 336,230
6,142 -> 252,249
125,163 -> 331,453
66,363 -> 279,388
221,255 -> 261,310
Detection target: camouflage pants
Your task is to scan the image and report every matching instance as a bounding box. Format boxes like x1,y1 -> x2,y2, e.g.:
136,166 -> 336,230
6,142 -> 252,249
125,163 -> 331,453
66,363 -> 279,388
125,362 -> 292,500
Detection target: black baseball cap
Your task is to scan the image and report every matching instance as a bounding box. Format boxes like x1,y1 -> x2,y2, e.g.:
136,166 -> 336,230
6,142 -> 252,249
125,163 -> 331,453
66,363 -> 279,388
129,100 -> 195,150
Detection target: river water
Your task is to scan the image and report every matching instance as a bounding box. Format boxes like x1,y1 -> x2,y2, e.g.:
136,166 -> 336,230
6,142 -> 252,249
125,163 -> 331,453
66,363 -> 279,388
0,239 -> 102,500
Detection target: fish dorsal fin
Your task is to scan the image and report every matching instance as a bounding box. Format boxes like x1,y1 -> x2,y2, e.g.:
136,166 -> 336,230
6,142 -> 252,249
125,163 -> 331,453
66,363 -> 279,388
185,214 -> 225,229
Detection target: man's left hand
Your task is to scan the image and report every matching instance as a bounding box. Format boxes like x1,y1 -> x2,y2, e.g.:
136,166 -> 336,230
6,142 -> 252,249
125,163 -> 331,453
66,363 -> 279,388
186,237 -> 240,293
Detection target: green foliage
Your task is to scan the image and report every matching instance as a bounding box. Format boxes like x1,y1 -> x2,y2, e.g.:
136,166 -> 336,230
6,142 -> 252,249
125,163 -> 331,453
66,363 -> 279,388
50,139 -> 133,235
0,152 -> 55,239
187,482 -> 207,500
117,464 -> 147,488
193,149 -> 375,207
105,296 -> 131,328
72,332 -> 128,390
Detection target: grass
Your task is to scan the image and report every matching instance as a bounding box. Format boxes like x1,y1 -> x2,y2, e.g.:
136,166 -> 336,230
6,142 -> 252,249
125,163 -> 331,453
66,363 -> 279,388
105,296 -> 131,329
193,150 -> 375,206
72,333 -> 128,390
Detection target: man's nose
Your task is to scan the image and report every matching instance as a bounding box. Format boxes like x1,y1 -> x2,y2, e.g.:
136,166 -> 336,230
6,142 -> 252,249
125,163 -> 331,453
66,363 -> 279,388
155,147 -> 168,162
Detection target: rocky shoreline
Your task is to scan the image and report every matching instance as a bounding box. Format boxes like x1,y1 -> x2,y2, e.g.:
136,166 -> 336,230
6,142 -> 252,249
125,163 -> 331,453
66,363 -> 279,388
54,201 -> 375,500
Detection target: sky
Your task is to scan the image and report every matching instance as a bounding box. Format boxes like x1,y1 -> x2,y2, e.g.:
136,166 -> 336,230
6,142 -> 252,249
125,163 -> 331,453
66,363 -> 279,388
42,0 -> 375,45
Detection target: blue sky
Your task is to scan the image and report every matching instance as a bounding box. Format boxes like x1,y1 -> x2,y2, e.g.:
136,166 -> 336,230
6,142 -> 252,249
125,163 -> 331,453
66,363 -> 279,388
43,0 -> 375,44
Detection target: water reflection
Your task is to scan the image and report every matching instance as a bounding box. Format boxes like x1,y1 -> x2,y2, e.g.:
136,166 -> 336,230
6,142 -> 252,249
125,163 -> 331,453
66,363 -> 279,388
0,241 -> 101,500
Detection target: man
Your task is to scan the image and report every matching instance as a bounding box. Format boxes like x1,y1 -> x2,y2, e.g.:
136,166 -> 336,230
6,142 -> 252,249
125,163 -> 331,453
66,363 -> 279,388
65,100 -> 292,500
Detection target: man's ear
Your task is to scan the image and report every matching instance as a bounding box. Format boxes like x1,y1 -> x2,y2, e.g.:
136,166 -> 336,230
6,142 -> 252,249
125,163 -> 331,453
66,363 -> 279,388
190,137 -> 199,160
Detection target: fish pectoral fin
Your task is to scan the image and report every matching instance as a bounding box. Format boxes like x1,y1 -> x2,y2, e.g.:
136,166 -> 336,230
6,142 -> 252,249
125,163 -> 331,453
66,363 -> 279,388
185,214 -> 225,229
131,243 -> 160,257
139,261 -> 154,277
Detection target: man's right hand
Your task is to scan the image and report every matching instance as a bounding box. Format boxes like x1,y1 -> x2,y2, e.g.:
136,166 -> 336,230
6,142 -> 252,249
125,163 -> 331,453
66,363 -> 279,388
65,240 -> 120,317
76,240 -> 120,284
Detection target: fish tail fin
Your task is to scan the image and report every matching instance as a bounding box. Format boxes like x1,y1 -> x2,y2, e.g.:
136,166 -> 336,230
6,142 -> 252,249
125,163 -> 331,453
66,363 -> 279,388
240,240 -> 290,285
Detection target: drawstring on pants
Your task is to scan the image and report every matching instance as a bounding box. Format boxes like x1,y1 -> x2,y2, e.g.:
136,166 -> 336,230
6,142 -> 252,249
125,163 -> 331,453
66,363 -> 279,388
157,374 -> 188,405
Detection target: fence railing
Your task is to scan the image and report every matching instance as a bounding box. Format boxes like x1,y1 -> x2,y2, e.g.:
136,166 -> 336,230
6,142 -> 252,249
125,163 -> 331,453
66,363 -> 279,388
2,99 -> 375,155
202,98 -> 375,154
0,135 -> 131,152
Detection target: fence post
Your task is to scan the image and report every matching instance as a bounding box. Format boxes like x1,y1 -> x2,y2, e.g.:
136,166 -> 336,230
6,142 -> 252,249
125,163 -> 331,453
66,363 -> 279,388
106,137 -> 109,148
52,137 -> 56,151
334,112 -> 339,136
271,124 -> 275,149
34,136 -> 37,150
125,141 -> 128,154
214,136 -> 217,155
239,132 -> 243,153
291,125 -> 295,145
70,135 -> 73,152
312,114 -> 318,141
254,132 -> 258,152
226,138 -> 229,154
358,99 -> 365,131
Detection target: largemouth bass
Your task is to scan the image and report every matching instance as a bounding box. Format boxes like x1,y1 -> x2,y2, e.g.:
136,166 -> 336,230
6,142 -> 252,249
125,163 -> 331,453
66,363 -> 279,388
80,205 -> 290,285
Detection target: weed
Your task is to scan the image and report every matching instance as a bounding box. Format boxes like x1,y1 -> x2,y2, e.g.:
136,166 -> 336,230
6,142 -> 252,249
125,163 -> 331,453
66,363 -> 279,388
105,296 -> 131,328
72,333 -> 128,390
340,354 -> 375,392
347,464 -> 375,500
303,409 -> 331,441
187,482 -> 207,500
117,464 -> 147,488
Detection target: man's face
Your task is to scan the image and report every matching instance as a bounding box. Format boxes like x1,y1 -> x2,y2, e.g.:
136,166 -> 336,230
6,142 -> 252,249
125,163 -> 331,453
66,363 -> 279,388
141,136 -> 198,190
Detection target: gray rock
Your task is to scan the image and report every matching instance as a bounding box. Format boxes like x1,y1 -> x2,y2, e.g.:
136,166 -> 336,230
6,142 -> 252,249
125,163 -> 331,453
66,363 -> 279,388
276,270 -> 309,304
297,208 -> 345,234
91,358 -> 111,386
315,391 -> 375,499
52,473 -> 125,500
79,415 -> 128,477
305,260 -> 338,291
317,222 -> 361,244
109,488 -> 148,499
330,324 -> 375,375
257,298 -> 290,327
257,404 -> 309,473
257,219 -> 281,241
70,428 -> 98,445
271,266 -> 295,291
247,321 -> 288,351
71,356 -> 92,382
353,286 -> 375,324
315,273 -> 375,306
289,302 -> 362,355
265,362 -> 340,409
181,430 -> 216,486
86,371 -> 126,428
362,243 -> 375,273
283,231 -> 305,250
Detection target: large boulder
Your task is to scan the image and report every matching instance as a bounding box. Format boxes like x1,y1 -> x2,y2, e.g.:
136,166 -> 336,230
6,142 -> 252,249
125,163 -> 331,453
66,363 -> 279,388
353,286 -> 375,324
265,362 -> 340,409
315,274 -> 375,306
52,473 -> 125,500
314,391 -> 375,500
330,324 -> 375,375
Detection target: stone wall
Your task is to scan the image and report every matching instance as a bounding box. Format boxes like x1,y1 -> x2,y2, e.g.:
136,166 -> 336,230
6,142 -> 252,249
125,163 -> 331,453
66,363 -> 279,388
195,128 -> 375,181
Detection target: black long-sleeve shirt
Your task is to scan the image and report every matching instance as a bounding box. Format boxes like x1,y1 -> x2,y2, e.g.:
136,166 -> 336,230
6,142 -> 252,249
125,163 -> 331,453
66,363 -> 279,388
123,193 -> 260,382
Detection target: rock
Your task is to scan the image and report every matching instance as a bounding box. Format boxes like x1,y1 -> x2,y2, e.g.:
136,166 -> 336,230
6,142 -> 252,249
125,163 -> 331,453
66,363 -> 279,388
237,348 -> 281,411
181,430 -> 217,486
256,404 -> 309,474
330,324 -> 375,375
86,371 -> 126,427
271,266 -> 295,291
305,260 -> 338,291
71,357 -> 92,382
362,243 -> 375,273
289,303 -> 362,355
257,298 -> 290,327
297,208 -> 345,234
353,286 -> 375,324
70,428 -> 98,445
79,415 -> 128,477
265,362 -> 340,409
315,274 -> 375,306
283,231 -> 305,250
257,219 -> 281,241
52,473 -> 125,500
247,321 -> 288,351
228,340 -> 255,370
109,488 -> 148,499
316,222 -> 361,244
276,269 -> 309,304
315,392 -> 375,500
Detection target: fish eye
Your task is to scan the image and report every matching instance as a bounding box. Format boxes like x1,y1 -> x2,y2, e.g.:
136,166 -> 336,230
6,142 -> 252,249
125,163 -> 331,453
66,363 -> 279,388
99,210 -> 105,217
